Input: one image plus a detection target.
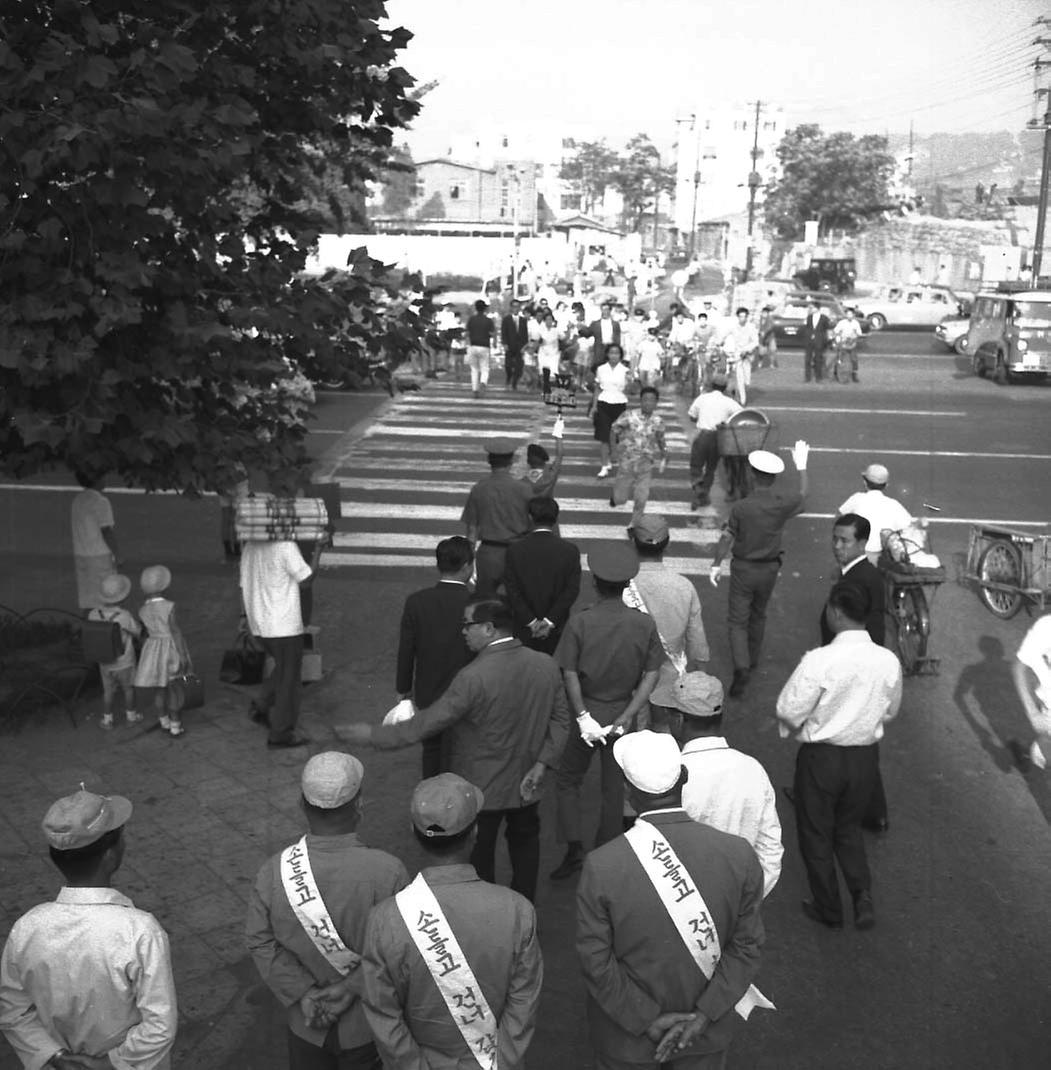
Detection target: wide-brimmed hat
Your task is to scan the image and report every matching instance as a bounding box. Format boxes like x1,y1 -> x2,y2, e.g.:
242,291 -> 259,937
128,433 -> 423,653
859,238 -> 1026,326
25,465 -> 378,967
140,565 -> 171,596
42,788 -> 132,850
100,574 -> 132,604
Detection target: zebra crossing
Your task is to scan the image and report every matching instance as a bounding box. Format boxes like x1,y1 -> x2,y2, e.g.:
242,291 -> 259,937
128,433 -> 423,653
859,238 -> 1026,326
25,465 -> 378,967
317,379 -> 721,575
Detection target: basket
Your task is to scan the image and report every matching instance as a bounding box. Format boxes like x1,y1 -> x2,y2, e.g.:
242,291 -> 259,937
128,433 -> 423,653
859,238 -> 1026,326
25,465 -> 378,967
235,497 -> 329,542
716,409 -> 771,456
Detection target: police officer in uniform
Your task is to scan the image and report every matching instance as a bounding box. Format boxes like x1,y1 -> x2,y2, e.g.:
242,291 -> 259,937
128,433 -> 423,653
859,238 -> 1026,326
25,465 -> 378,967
709,443 -> 810,698
461,437 -> 534,596
551,542 -> 665,878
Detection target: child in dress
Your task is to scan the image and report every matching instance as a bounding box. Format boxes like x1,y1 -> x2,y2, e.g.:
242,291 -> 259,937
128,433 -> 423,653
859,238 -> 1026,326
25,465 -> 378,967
134,565 -> 191,737
89,573 -> 143,730
636,327 -> 665,388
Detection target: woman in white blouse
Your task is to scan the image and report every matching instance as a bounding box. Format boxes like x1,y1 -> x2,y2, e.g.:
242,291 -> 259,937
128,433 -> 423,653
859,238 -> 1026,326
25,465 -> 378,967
536,309 -> 562,394
588,342 -> 630,477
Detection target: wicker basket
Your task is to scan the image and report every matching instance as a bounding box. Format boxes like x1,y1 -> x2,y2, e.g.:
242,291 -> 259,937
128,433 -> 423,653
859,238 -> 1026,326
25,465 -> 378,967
716,409 -> 771,456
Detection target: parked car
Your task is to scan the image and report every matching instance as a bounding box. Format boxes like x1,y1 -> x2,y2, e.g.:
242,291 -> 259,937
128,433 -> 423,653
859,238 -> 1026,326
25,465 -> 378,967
794,257 -> 857,295
968,288 -> 1051,383
855,285 -> 965,331
768,294 -> 867,347
933,315 -> 970,354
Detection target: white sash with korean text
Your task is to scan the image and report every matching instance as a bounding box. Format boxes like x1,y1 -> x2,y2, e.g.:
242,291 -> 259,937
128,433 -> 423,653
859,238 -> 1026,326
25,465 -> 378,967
624,819 -> 774,1020
395,874 -> 498,1069
280,837 -> 360,976
623,580 -> 688,676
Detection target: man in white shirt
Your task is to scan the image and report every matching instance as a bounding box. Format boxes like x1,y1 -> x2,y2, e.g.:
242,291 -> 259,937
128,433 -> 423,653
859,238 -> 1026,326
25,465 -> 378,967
241,520 -> 314,748
653,671 -> 783,897
687,375 -> 742,508
1014,613 -> 1051,769
0,788 -> 177,1070
70,470 -> 121,613
838,464 -> 912,561
776,585 -> 902,931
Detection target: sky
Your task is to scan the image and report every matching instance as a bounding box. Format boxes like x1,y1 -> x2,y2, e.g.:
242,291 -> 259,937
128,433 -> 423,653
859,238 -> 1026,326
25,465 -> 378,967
384,0 -> 1049,158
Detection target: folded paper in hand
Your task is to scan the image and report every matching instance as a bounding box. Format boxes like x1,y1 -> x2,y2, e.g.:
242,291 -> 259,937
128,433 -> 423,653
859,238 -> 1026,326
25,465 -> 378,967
383,699 -> 416,726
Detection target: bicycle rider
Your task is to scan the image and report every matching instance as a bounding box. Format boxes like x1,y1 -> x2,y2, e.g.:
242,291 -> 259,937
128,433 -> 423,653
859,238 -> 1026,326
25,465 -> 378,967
831,307 -> 864,383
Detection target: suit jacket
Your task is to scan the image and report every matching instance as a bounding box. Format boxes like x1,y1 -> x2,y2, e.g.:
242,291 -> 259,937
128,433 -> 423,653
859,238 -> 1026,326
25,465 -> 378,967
501,313 -> 530,353
820,558 -> 886,646
800,311 -> 832,348
587,319 -> 621,364
504,530 -> 582,651
577,810 -> 764,1060
395,581 -> 473,707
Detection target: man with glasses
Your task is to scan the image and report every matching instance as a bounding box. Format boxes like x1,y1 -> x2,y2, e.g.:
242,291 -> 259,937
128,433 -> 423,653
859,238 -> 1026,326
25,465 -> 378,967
337,599 -> 569,903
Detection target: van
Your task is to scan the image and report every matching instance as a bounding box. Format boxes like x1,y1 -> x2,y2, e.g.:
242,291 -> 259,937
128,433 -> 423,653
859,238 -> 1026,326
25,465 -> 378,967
967,289 -> 1051,383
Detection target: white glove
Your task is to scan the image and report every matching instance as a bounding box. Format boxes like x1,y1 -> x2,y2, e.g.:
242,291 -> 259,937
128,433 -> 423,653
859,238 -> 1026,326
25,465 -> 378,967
552,415 -> 565,440
790,440 -> 810,471
658,457 -> 667,474
709,563 -> 721,587
1031,741 -> 1048,771
382,698 -> 416,726
577,711 -> 608,748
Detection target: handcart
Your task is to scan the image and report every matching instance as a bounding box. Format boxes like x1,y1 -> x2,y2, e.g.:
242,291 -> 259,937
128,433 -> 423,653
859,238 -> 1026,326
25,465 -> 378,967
964,524 -> 1051,619
717,409 -> 772,499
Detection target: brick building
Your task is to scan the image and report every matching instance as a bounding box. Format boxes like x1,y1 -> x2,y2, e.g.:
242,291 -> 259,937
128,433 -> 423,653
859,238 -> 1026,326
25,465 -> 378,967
411,158 -> 541,230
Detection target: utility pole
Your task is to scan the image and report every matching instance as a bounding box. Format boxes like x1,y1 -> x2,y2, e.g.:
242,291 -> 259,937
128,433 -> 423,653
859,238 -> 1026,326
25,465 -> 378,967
1029,22 -> 1051,284
907,120 -> 914,178
744,100 -> 763,282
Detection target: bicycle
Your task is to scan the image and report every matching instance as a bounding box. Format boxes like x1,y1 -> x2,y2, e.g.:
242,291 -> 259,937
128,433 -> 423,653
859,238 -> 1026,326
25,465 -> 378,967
878,522 -> 945,675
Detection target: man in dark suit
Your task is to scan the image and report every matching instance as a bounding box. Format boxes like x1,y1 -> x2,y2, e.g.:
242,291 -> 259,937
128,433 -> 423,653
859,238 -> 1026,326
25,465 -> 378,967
395,536 -> 475,776
501,299 -> 530,390
586,300 -> 622,369
800,299 -> 832,382
504,497 -> 581,655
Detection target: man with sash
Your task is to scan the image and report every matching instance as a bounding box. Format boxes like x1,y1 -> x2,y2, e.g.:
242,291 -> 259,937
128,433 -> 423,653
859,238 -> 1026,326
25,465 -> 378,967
363,774 -> 542,1069
624,515 -> 710,700
245,752 -> 408,1069
577,731 -> 769,1070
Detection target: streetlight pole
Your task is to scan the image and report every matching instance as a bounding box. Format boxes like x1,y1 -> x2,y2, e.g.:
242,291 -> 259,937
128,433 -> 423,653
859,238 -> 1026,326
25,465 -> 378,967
507,164 -> 521,299
744,99 -> 763,282
690,115 -> 702,258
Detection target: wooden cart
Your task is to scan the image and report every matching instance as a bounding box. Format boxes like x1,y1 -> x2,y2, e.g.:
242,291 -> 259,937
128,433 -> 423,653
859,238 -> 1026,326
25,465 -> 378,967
965,524 -> 1051,619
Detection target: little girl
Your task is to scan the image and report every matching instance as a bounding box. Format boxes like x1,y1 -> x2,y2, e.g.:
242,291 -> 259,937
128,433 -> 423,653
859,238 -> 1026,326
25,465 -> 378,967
636,327 -> 665,388
134,565 -> 191,737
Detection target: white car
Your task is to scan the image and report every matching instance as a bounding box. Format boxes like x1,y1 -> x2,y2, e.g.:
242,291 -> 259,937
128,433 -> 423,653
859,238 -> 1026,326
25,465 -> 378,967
857,285 -> 964,331
933,315 -> 969,354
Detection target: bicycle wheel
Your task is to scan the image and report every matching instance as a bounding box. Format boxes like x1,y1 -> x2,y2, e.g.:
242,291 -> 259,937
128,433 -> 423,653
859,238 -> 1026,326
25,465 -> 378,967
892,585 -> 929,673
977,539 -> 1024,619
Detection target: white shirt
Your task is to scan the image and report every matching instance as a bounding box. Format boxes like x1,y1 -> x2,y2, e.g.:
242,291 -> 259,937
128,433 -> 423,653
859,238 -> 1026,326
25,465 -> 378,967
598,318 -> 614,344
240,541 -> 312,638
776,631 -> 903,745
1018,614 -> 1051,720
687,390 -> 742,431
838,489 -> 913,553
594,361 -> 629,404
0,887 -> 177,1070
71,489 -> 114,557
680,736 -> 783,897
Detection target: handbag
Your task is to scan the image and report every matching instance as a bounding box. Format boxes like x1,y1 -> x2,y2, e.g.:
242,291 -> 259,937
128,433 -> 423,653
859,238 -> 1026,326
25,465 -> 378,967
169,653 -> 204,711
219,627 -> 266,685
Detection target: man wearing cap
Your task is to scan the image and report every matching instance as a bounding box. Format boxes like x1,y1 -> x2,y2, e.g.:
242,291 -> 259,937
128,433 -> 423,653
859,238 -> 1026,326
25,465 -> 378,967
687,376 -> 742,509
709,442 -> 811,698
653,672 -> 782,897
363,774 -> 542,1068
577,731 -> 768,1069
245,753 -> 408,1069
551,542 -> 665,878
461,438 -> 533,596
625,515 -> 710,692
395,536 -> 475,777
776,585 -> 902,931
0,788 -> 177,1069
504,497 -> 582,656
839,464 -> 913,562
339,598 -> 569,903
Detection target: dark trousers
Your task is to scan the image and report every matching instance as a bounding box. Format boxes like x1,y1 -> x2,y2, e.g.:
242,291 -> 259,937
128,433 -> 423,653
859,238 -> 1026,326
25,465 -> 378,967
595,1051 -> 727,1070
689,430 -> 719,503
727,559 -> 780,671
866,747 -> 888,824
288,1028 -> 380,1070
804,342 -> 824,381
556,716 -> 625,848
421,732 -> 450,779
794,742 -> 877,923
475,543 -> 508,597
258,634 -> 304,742
505,348 -> 524,388
470,803 -> 541,902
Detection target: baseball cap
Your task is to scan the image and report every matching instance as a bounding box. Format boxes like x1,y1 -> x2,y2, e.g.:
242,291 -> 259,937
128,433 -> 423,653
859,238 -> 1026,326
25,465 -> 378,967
862,463 -> 889,485
42,787 -> 133,850
483,437 -> 519,457
411,774 -> 484,837
301,752 -> 364,809
748,450 -> 784,475
650,671 -> 724,718
613,730 -> 683,795
588,541 -> 640,582
631,514 -> 670,546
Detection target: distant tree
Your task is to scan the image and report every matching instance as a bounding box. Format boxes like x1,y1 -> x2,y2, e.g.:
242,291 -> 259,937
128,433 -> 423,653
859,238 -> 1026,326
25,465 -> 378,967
0,0 -> 420,492
560,139 -> 620,215
611,133 -> 676,233
417,191 -> 446,219
375,143 -> 418,217
763,125 -> 897,240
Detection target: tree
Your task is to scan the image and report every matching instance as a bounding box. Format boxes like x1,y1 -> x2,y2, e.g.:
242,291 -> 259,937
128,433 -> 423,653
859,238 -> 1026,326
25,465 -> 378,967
416,191 -> 445,219
560,139 -> 619,215
611,134 -> 676,234
373,142 -> 418,218
0,0 -> 421,493
763,125 -> 897,240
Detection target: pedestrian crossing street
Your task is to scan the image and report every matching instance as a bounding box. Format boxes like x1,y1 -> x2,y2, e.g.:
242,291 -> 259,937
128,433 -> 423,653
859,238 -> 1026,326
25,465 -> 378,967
319,379 -> 721,575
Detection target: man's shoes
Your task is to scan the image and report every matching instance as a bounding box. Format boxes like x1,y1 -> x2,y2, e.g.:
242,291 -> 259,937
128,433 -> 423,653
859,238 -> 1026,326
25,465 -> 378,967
597,465 -> 611,478
853,891 -> 876,930
801,899 -> 843,931
472,390 -> 480,399
550,845 -> 584,880
862,817 -> 889,834
249,703 -> 269,727
728,670 -> 750,698
267,733 -> 310,749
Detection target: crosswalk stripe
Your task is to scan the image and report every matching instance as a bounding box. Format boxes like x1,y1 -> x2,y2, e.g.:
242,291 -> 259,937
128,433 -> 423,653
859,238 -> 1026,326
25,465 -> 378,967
332,526 -> 718,549
339,499 -> 703,520
333,476 -> 690,494
320,552 -> 723,577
